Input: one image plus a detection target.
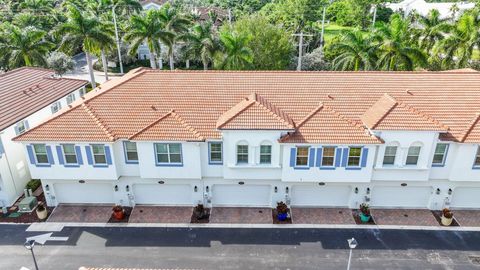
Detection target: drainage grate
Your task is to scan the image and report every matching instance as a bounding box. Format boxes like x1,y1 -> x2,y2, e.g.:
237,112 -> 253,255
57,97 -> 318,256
468,255 -> 480,265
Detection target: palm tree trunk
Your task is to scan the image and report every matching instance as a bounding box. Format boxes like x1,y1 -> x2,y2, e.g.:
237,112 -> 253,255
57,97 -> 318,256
85,52 -> 96,88
203,62 -> 208,70
149,53 -> 157,69
101,49 -> 109,81
186,59 -> 190,69
169,53 -> 174,70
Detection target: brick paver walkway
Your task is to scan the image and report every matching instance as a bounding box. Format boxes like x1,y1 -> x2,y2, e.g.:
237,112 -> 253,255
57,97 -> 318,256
452,210 -> 480,227
129,206 -> 193,223
372,209 -> 438,226
292,208 -> 355,224
210,207 -> 272,224
48,204 -> 112,223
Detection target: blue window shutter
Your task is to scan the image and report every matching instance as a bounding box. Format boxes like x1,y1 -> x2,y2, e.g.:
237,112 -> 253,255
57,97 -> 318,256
46,146 -> 54,165
289,148 -> 296,167
75,146 -> 83,165
24,120 -> 30,130
361,148 -> 369,167
335,148 -> 342,167
308,148 -> 315,167
341,148 -> 349,167
56,146 -> 65,165
316,148 -> 322,167
85,146 -> 93,165
26,145 -> 36,165
105,146 -> 112,165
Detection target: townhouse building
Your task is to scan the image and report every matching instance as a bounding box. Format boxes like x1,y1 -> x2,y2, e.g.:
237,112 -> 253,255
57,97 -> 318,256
0,67 -> 88,207
13,69 -> 480,210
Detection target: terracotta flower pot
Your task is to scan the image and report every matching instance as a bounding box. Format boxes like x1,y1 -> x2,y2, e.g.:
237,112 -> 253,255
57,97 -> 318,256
113,210 -> 124,220
36,208 -> 48,220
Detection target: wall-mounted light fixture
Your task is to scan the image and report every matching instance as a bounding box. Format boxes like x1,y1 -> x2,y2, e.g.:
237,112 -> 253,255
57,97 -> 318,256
436,188 -> 440,195
448,188 -> 452,195
206,186 -> 209,192
194,186 -> 198,192
285,187 -> 289,194
274,186 -> 278,193
125,185 -> 130,192
354,187 -> 359,194
114,185 -> 119,192
366,187 -> 370,194
45,184 -> 50,191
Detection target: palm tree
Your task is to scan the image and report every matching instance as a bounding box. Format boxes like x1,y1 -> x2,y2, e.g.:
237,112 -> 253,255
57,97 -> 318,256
416,9 -> 451,52
214,31 -> 253,70
160,4 -> 191,70
440,12 -> 480,69
56,6 -> 114,87
124,9 -> 173,69
374,14 -> 427,71
0,24 -> 53,70
331,30 -> 377,71
188,22 -> 218,70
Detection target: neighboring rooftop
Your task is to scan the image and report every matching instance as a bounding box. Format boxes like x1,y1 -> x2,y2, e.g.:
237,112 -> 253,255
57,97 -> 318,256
0,67 -> 88,131
14,69 -> 480,144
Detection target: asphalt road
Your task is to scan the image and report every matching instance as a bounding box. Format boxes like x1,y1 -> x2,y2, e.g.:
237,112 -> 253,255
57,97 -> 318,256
1,225 -> 480,270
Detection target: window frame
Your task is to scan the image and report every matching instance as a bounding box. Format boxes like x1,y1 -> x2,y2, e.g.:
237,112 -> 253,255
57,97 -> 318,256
33,144 -> 49,165
321,147 -> 336,167
347,147 -> 362,167
16,120 -> 27,135
383,145 -> 398,166
154,143 -> 183,165
51,101 -> 62,114
236,144 -> 249,164
66,93 -> 76,105
295,146 -> 310,167
432,143 -> 449,167
62,144 -> 78,165
473,146 -> 480,168
259,144 -> 272,165
208,142 -> 223,164
91,144 -> 107,165
123,141 -> 139,164
406,145 -> 421,165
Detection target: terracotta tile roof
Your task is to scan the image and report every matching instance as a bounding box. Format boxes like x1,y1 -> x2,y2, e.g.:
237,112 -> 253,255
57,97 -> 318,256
280,103 -> 382,144
360,93 -> 448,131
13,70 -> 480,143
0,67 -> 87,131
129,110 -> 204,141
216,93 -> 295,130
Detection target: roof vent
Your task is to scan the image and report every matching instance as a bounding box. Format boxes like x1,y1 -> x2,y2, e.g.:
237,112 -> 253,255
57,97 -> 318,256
151,105 -> 157,111
405,89 -> 412,95
327,94 -> 334,100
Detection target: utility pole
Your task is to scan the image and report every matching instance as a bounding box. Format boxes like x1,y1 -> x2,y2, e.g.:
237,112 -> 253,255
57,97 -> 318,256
112,5 -> 124,74
292,32 -> 313,71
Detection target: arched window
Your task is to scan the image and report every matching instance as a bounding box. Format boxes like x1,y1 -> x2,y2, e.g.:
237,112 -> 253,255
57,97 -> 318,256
383,142 -> 399,165
236,141 -> 249,164
259,141 -> 272,164
406,142 -> 423,165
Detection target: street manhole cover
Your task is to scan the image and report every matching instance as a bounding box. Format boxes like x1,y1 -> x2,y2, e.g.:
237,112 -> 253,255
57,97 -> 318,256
468,255 -> 480,265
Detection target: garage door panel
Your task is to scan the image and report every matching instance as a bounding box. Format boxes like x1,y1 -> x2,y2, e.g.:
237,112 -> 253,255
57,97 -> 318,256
212,185 -> 271,207
291,186 -> 351,207
54,183 -> 114,204
133,184 -> 192,205
451,187 -> 480,209
371,186 -> 431,208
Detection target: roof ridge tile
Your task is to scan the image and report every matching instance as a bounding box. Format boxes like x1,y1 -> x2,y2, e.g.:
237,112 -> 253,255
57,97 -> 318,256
461,113 -> 480,142
81,103 -> 116,141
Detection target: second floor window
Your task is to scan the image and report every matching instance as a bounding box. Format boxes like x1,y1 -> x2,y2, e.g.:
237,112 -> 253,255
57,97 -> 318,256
62,144 -> 77,164
51,101 -> 61,114
66,93 -> 76,105
474,146 -> 480,167
33,144 -> 49,164
321,147 -> 335,167
15,120 -> 27,135
124,141 -> 138,162
237,144 -> 249,164
91,144 -> 107,164
406,146 -> 421,165
155,143 -> 182,164
209,142 -> 222,163
260,145 -> 272,164
432,143 -> 449,166
383,146 -> 397,165
348,147 -> 362,167
296,146 -> 309,166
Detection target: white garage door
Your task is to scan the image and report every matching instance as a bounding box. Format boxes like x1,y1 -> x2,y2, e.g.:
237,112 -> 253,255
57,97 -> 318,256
133,184 -> 192,205
451,187 -> 480,209
291,185 -> 351,207
54,183 -> 115,204
371,186 -> 432,208
212,185 -> 271,207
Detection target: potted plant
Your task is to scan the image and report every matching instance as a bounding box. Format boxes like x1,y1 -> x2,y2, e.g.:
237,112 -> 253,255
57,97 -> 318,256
112,205 -> 124,220
193,204 -> 208,220
35,202 -> 48,220
276,201 -> 289,221
359,203 -> 371,223
441,208 -> 453,226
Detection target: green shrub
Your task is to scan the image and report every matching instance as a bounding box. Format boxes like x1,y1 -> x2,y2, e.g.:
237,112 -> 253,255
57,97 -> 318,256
25,179 -> 41,191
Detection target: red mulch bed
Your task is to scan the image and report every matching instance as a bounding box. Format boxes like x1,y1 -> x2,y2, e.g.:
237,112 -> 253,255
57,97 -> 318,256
0,187 -> 52,223
191,208 -> 210,224
108,207 -> 133,223
272,208 -> 292,224
352,209 -> 376,225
